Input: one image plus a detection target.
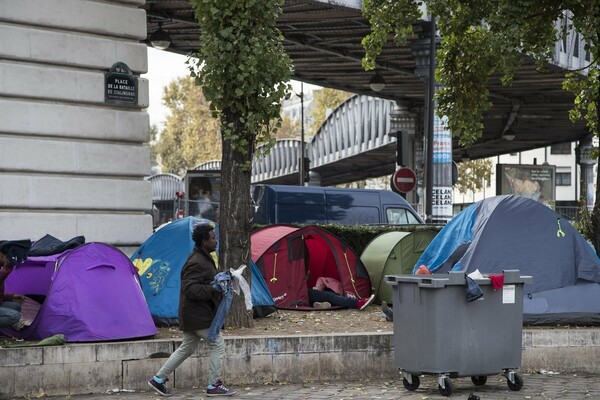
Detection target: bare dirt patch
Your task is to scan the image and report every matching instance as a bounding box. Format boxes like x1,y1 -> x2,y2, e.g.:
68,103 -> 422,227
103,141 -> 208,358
155,304 -> 393,339
0,305 -> 392,346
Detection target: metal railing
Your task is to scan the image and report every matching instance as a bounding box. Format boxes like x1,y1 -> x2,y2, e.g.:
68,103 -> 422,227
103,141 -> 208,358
554,206 -> 580,222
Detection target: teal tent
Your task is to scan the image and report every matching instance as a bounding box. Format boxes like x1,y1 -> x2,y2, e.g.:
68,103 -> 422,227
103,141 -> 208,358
131,217 -> 275,325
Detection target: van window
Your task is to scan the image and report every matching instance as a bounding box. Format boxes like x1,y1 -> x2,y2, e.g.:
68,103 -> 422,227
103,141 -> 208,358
327,206 -> 379,224
386,207 -> 421,224
277,204 -> 327,224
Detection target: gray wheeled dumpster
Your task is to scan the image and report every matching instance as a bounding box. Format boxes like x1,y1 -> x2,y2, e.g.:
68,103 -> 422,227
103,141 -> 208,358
385,269 -> 532,396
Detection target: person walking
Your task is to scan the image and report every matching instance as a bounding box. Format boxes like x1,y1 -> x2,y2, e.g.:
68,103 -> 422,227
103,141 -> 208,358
148,223 -> 236,397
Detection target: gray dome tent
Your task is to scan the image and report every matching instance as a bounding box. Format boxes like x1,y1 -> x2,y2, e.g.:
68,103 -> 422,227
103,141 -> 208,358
360,229 -> 438,304
416,195 -> 600,325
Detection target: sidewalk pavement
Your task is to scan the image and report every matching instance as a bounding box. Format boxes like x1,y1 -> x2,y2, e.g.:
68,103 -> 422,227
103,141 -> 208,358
47,373 -> 600,400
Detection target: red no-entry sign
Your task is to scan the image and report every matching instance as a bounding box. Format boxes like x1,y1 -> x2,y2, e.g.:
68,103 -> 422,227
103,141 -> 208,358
392,167 -> 417,193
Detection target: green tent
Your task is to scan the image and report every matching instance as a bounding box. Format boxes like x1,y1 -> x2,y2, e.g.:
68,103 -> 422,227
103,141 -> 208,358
360,230 -> 438,304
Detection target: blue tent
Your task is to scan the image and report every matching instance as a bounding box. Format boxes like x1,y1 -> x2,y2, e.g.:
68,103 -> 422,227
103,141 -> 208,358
131,217 -> 275,325
415,195 -> 600,325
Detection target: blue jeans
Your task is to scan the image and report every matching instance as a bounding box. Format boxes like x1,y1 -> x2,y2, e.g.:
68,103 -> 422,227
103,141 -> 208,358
308,288 -> 357,309
208,283 -> 233,342
156,328 -> 225,386
0,301 -> 21,328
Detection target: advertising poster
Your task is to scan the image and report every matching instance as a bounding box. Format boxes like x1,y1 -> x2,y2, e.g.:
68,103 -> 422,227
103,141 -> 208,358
496,164 -> 555,205
185,170 -> 221,221
432,115 -> 453,221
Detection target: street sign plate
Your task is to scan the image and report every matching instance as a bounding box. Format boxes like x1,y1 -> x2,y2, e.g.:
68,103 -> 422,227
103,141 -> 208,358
392,167 -> 417,193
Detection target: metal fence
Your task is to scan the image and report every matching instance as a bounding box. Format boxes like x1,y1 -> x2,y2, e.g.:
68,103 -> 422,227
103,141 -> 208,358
554,206 -> 581,223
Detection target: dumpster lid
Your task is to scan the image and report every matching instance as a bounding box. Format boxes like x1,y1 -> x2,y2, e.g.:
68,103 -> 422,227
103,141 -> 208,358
385,270 -> 532,288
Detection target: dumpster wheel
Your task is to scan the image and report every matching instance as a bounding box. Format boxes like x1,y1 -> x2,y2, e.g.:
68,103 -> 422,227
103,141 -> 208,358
401,374 -> 420,391
471,375 -> 487,386
506,371 -> 523,391
438,376 -> 453,397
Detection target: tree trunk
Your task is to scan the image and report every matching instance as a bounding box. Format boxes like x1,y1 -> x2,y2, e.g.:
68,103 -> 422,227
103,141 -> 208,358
220,111 -> 254,328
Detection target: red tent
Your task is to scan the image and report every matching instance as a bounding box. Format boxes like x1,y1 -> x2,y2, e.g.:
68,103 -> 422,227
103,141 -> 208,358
251,225 -> 371,309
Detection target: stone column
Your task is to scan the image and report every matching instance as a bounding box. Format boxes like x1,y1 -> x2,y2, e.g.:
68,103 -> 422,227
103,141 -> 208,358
411,29 -> 453,223
576,135 -> 597,210
0,0 -> 152,253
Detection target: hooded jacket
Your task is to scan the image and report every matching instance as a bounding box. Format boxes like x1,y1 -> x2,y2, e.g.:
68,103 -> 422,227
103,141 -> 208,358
178,247 -> 221,331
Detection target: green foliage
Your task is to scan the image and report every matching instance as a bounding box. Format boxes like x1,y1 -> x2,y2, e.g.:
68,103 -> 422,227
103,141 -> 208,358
253,223 -> 442,255
361,0 -> 422,71
564,68 -> 599,137
362,1 -> 599,144
152,77 -> 221,175
189,0 -> 293,156
455,159 -> 493,194
362,1 -> 600,255
574,196 -> 594,241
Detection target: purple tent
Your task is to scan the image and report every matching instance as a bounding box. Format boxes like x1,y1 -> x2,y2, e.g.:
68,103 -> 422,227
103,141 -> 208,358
1,243 -> 157,342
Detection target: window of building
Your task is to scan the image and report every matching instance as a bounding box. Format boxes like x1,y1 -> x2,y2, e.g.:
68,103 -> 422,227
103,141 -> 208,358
551,143 -> 572,155
556,172 -> 571,186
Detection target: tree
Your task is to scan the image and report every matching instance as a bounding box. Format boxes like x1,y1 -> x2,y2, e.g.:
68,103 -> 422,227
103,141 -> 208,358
455,159 -> 494,194
152,77 -> 297,175
189,0 -> 292,328
152,77 -> 221,175
308,88 -> 353,135
149,124 -> 160,169
273,114 -> 300,140
362,0 -> 600,252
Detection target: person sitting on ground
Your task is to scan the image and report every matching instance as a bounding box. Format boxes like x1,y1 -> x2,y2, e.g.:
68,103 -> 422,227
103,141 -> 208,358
0,242 -> 28,328
307,274 -> 375,310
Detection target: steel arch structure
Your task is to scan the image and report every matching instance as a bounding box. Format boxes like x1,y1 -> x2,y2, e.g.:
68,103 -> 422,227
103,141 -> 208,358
191,95 -> 398,186
308,95 -> 398,186
192,140 -> 303,185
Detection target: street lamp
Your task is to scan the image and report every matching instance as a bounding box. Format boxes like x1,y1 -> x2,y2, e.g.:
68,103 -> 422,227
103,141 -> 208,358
502,130 -> 516,141
369,71 -> 386,92
150,24 -> 172,50
292,83 -> 307,185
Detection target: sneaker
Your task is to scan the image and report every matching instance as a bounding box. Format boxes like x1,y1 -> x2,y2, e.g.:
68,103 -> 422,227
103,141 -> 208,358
207,379 -> 236,396
313,301 -> 332,309
356,294 -> 375,311
148,377 -> 173,397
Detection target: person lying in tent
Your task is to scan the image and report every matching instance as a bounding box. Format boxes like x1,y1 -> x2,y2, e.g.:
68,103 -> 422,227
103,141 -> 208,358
306,274 -> 375,311
0,240 -> 31,328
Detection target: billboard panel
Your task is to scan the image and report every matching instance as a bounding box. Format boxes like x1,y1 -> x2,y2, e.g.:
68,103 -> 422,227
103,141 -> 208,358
496,164 -> 555,205
184,170 -> 221,221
